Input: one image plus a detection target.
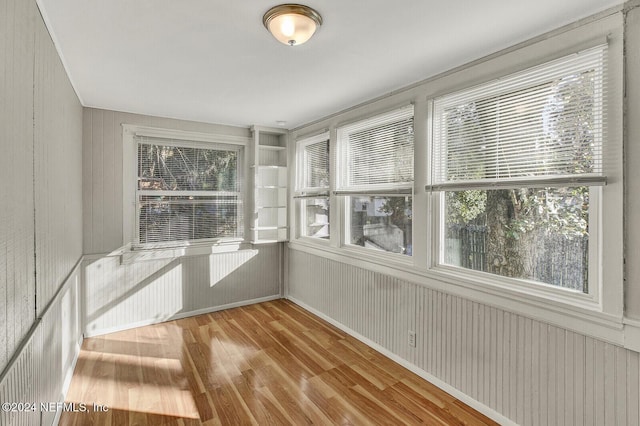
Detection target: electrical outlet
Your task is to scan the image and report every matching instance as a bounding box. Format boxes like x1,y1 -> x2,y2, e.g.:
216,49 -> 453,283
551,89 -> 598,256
408,330 -> 416,347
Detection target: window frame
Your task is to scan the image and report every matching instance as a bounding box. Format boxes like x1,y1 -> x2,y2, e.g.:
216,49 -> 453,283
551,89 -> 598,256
429,187 -> 602,309
426,46 -> 609,308
335,105 -> 415,258
294,132 -> 331,243
123,125 -> 249,251
288,15 -> 625,346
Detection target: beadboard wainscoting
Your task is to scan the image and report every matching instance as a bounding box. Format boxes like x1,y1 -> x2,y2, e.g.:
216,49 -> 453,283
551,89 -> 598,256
0,0 -> 84,424
287,248 -> 640,426
0,264 -> 83,426
82,244 -> 283,337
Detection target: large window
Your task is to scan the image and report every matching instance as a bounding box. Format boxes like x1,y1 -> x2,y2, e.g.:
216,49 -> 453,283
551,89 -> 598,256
295,133 -> 330,239
337,106 -> 414,256
431,45 -> 607,292
135,135 -> 243,246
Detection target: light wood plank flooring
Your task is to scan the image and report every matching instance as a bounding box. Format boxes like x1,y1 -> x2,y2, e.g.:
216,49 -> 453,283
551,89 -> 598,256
60,299 -> 497,425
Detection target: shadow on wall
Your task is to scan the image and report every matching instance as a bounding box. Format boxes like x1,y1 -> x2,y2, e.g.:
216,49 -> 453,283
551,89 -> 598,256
82,244 -> 281,336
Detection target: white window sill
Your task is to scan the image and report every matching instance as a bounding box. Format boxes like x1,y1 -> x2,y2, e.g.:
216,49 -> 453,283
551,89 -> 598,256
288,239 -> 633,351
120,239 -> 248,264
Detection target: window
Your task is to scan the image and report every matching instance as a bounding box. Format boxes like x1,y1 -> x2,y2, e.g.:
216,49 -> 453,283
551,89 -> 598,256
337,106 -> 414,256
431,45 -> 607,292
295,133 -> 330,239
135,135 -> 243,246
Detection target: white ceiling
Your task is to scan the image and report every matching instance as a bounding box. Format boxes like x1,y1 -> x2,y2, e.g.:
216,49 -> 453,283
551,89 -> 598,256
38,0 -> 623,129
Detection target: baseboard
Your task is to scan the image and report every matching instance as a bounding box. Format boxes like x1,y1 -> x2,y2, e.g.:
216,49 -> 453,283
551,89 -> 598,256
287,296 -> 515,426
52,337 -> 83,426
84,294 -> 282,338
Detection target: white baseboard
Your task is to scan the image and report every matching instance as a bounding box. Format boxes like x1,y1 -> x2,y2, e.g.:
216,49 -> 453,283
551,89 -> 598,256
84,294 -> 282,338
53,337 -> 83,426
287,296 -> 515,426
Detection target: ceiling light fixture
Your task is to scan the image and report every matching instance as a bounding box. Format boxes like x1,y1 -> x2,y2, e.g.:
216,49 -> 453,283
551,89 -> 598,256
263,4 -> 322,46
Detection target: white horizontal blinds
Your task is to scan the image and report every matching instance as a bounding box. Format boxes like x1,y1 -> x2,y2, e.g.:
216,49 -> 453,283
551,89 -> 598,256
300,138 -> 329,194
432,45 -> 607,190
338,105 -> 414,193
135,136 -> 242,244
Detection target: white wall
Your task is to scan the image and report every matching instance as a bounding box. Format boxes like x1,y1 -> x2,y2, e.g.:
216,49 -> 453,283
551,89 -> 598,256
0,0 -> 84,424
0,0 -> 38,374
82,245 -> 282,337
288,249 -> 640,426
81,109 -> 283,336
625,1 -> 640,320
0,0 -> 83,374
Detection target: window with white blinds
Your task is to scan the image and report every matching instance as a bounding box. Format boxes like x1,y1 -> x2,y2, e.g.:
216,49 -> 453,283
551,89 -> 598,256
295,134 -> 330,240
296,135 -> 330,195
336,106 -> 414,256
337,105 -> 414,194
432,44 -> 610,293
135,136 -> 243,245
431,45 -> 607,190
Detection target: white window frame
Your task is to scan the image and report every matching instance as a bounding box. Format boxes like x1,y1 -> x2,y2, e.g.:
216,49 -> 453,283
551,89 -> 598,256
122,125 -> 249,251
335,105 -> 415,260
288,15 -> 625,346
294,132 -> 331,243
427,46 -> 609,310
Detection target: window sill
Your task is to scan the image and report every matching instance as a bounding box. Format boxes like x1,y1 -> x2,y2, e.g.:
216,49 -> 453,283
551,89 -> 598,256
289,237 -> 413,271
288,240 -> 630,350
121,239 -> 248,264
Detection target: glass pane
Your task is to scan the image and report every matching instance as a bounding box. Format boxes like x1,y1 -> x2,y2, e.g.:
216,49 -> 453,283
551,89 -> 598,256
304,141 -> 329,189
138,144 -> 238,192
348,196 -> 412,256
346,114 -> 414,187
302,197 -> 329,239
138,195 -> 242,243
443,187 -> 589,292
433,46 -> 605,185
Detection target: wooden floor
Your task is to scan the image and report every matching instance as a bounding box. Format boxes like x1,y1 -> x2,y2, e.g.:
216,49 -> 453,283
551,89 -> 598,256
60,300 -> 497,425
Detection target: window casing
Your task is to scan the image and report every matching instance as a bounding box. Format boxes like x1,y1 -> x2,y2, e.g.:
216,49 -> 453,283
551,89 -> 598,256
289,21 -> 624,345
134,135 -> 243,247
430,45 -> 607,295
295,133 -> 330,240
336,105 -> 415,256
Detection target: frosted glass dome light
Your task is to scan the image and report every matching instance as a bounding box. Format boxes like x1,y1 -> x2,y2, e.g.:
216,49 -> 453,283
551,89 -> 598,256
263,4 -> 323,46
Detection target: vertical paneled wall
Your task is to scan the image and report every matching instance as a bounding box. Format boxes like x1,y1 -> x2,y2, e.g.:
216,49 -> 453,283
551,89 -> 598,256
83,245 -> 281,337
33,9 -> 84,316
0,0 -> 37,374
288,249 -> 640,426
625,1 -> 640,319
0,269 -> 82,426
0,1 -> 84,425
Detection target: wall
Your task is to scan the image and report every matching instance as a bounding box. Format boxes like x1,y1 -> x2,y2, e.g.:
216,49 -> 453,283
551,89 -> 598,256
81,108 -> 283,336
0,268 -> 82,426
0,0 -> 84,424
287,3 -> 640,425
82,245 -> 282,337
625,1 -> 640,320
288,250 -> 640,426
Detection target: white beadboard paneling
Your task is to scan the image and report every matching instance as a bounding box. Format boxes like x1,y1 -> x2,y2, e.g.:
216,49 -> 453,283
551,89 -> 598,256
288,248 -> 640,426
0,1 -> 84,424
83,244 -> 282,336
0,265 -> 82,426
0,0 -> 36,374
34,14 -> 83,316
